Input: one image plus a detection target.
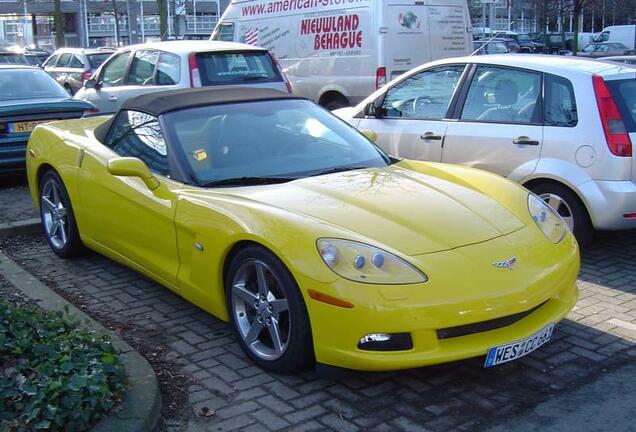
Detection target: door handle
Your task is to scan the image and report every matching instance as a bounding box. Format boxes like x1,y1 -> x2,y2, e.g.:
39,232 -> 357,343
109,96 -> 118,102
420,132 -> 442,141
513,136 -> 539,145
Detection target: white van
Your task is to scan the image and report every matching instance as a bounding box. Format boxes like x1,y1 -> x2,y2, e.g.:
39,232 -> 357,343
594,25 -> 635,50
211,0 -> 473,109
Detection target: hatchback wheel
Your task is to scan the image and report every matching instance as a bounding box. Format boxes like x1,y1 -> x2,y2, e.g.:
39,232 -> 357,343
39,170 -> 83,258
226,246 -> 314,372
531,183 -> 594,246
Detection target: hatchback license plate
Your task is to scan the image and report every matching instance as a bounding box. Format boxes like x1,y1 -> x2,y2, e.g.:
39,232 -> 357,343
8,120 -> 47,133
484,323 -> 554,367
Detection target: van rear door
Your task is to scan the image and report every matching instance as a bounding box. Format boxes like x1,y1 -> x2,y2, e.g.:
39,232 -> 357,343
384,2 -> 431,80
427,0 -> 471,60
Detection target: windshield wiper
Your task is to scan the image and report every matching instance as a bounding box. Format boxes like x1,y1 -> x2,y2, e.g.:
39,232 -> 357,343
201,176 -> 296,187
309,166 -> 369,177
242,75 -> 269,81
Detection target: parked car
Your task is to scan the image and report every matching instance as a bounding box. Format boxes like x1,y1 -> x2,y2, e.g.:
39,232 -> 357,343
0,51 -> 29,65
212,0 -> 473,109
334,55 -> 636,245
43,48 -> 115,95
536,32 -> 575,53
26,87 -> 579,372
578,42 -> 632,58
599,55 -> 636,65
517,33 -> 546,53
473,39 -> 511,55
0,65 -> 93,174
74,40 -> 291,114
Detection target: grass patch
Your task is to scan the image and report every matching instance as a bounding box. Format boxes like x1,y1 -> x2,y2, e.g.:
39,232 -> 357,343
0,302 -> 126,431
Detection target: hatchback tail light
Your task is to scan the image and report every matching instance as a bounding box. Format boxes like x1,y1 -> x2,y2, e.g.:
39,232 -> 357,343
268,53 -> 292,93
376,67 -> 387,89
188,53 -> 202,88
593,74 -> 632,157
80,69 -> 92,82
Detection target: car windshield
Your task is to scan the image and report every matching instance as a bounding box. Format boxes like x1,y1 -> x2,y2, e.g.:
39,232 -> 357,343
0,53 -> 28,64
164,99 -> 390,186
87,53 -> 112,69
0,68 -> 68,100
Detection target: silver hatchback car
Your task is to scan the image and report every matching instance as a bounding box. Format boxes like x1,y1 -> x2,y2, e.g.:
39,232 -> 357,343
74,41 -> 292,114
43,48 -> 114,95
336,55 -> 636,245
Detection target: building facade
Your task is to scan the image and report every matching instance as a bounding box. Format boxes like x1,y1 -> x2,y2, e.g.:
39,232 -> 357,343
0,0 -> 230,49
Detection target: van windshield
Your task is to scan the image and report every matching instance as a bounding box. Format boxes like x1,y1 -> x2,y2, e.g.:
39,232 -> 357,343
195,51 -> 282,86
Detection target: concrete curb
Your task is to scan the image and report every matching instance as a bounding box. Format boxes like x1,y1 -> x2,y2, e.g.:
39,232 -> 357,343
0,218 -> 40,238
0,250 -> 162,432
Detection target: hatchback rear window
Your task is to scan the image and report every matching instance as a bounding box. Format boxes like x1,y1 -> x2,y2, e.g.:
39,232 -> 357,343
0,53 -> 28,65
195,51 -> 281,86
87,53 -> 112,69
606,79 -> 636,132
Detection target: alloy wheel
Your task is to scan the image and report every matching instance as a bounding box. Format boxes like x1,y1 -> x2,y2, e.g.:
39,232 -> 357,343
231,260 -> 291,361
41,178 -> 69,250
540,193 -> 574,231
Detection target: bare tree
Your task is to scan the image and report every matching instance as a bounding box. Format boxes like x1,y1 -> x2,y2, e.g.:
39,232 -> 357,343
157,0 -> 169,40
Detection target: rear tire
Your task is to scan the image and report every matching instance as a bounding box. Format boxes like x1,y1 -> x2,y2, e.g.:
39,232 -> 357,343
39,170 -> 83,258
529,182 -> 594,247
322,94 -> 349,111
225,245 -> 314,372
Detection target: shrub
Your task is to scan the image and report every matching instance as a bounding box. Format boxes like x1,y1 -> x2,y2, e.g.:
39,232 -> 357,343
0,302 -> 127,431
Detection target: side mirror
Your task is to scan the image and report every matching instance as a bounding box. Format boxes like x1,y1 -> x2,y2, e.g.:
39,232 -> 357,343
84,78 -> 98,90
360,129 -> 378,142
107,157 -> 159,190
363,100 -> 383,118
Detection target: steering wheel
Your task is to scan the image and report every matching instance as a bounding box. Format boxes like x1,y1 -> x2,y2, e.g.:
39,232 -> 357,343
412,95 -> 434,113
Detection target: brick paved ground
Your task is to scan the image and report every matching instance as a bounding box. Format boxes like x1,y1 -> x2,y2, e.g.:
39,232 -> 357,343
0,230 -> 635,431
0,176 -> 38,223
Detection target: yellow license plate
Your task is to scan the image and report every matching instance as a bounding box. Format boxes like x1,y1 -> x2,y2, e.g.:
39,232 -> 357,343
9,120 -> 47,133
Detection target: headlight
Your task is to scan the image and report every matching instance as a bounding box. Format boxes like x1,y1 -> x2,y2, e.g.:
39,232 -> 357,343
316,238 -> 427,284
528,194 -> 567,243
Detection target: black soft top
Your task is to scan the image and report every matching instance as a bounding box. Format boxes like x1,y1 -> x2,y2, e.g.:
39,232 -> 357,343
121,87 -> 300,117
94,87 -> 302,143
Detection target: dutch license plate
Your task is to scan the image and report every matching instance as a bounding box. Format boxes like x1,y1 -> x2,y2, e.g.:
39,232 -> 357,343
484,323 -> 554,368
8,120 -> 47,133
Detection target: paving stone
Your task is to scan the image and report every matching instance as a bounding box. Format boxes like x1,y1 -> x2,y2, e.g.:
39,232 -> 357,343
1,208 -> 635,432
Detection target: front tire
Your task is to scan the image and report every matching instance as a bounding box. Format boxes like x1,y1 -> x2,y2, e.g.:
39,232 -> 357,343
226,245 -> 314,372
530,182 -> 594,246
39,170 -> 83,258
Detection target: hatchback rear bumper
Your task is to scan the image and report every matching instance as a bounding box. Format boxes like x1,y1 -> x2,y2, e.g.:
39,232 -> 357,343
579,179 -> 636,230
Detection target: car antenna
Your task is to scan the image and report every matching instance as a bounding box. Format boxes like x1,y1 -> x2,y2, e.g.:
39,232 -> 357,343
470,22 -> 516,57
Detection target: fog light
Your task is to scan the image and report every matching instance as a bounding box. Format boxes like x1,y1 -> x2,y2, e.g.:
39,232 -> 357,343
357,332 -> 413,351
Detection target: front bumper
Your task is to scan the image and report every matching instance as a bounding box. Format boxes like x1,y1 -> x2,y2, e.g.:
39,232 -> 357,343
578,179 -> 636,230
301,228 -> 580,371
0,138 -> 27,173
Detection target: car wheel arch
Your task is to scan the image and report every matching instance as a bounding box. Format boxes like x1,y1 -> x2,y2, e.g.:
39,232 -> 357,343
319,90 -> 349,110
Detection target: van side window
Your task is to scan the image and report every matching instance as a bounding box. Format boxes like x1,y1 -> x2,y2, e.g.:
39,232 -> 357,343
545,75 -> 577,127
213,22 -> 235,41
381,65 -> 465,120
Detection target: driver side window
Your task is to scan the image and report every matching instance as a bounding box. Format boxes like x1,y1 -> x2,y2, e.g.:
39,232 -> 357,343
381,65 -> 465,120
101,51 -> 131,87
106,110 -> 169,176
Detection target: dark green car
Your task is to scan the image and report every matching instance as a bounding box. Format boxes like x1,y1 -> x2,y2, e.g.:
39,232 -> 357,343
0,65 -> 94,174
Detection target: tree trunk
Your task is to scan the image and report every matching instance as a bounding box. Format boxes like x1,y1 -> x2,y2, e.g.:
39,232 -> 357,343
572,5 -> 581,54
157,0 -> 168,40
54,0 -> 63,48
111,0 -> 121,46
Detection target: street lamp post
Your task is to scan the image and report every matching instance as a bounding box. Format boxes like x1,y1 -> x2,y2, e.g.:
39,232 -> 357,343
139,0 -> 145,43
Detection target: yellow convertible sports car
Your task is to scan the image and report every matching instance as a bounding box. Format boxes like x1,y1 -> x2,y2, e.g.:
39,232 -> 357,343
26,88 -> 579,372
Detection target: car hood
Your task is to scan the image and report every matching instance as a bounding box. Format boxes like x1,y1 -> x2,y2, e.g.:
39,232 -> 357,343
0,97 -> 93,116
226,165 -> 525,256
